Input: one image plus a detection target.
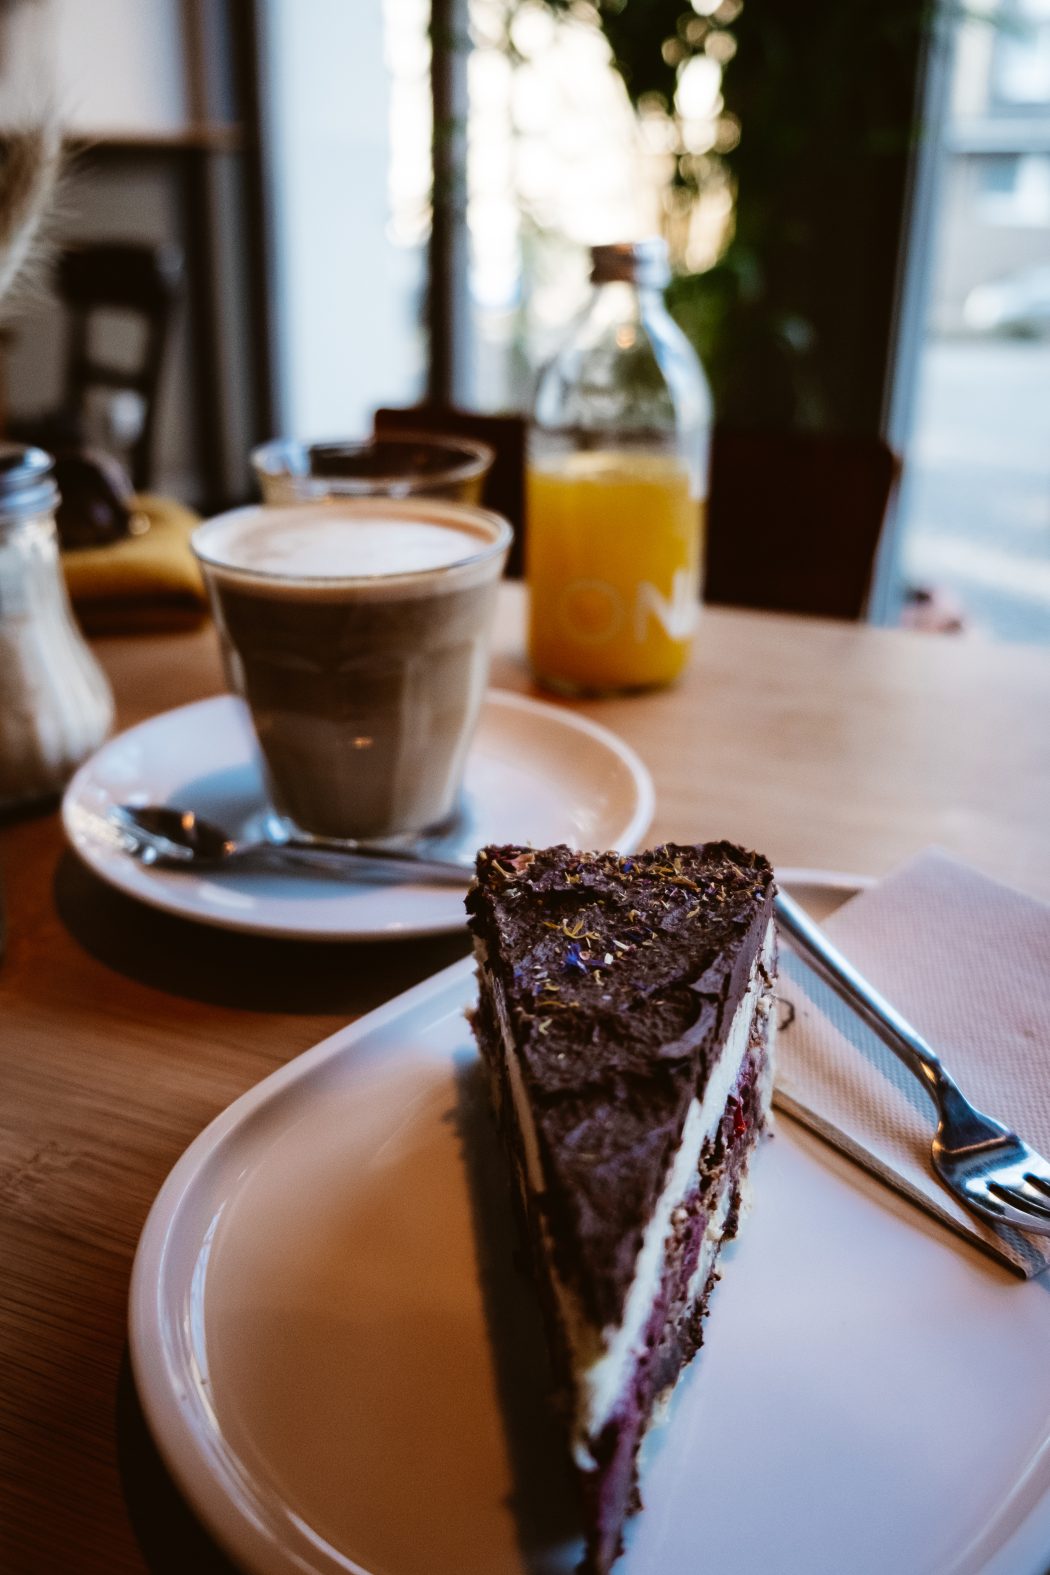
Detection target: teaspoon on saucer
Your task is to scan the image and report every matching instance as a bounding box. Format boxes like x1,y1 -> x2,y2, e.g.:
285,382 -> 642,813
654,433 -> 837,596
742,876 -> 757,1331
109,804 -> 473,885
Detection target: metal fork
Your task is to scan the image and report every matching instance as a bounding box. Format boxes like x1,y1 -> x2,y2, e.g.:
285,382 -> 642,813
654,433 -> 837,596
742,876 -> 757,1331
775,890 -> 1050,1238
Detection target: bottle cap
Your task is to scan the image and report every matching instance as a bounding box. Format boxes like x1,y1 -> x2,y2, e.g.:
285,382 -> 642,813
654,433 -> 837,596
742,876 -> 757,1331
590,239 -> 670,289
0,442 -> 58,523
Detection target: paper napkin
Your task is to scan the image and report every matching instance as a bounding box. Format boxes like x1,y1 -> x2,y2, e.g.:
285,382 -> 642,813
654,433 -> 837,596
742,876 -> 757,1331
775,848 -> 1050,1276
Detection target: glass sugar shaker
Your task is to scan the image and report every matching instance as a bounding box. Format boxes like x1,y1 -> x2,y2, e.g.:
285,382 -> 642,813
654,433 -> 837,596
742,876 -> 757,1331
0,443 -> 114,810
527,238 -> 712,696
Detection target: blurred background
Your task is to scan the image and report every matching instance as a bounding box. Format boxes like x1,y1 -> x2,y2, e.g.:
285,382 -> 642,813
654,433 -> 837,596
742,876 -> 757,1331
0,0 -> 1048,640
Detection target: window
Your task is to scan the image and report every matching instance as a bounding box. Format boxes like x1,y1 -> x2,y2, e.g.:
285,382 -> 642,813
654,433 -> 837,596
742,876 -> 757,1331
976,152 -> 1050,225
992,0 -> 1050,107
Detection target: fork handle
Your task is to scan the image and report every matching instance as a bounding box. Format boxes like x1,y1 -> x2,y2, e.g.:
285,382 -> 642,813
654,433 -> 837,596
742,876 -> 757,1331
774,890 -> 955,1114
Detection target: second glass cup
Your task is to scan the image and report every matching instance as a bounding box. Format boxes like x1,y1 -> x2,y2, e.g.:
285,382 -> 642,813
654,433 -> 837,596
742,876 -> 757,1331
252,434 -> 495,507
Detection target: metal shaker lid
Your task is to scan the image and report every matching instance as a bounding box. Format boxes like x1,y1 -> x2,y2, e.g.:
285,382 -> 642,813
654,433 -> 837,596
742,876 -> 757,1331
0,442 -> 59,521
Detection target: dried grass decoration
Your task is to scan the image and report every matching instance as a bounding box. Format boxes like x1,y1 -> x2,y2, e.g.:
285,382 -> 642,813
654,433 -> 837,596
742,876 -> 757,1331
0,121 -> 61,310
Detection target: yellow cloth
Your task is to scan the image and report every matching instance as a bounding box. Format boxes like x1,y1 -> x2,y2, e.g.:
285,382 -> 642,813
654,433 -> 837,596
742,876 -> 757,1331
61,493 -> 209,635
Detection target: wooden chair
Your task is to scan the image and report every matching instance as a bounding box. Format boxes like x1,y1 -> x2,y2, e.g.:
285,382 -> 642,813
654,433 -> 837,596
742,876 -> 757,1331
15,242 -> 184,491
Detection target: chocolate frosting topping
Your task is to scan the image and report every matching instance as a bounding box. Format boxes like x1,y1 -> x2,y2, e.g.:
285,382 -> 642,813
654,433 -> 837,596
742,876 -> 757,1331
467,841 -> 775,1328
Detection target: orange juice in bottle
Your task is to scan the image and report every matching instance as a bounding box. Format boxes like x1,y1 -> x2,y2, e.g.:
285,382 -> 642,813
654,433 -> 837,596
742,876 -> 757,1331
527,241 -> 711,696
527,450 -> 702,692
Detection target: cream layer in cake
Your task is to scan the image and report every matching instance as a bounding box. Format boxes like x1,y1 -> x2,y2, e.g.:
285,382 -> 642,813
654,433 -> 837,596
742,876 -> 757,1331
480,917 -> 776,1464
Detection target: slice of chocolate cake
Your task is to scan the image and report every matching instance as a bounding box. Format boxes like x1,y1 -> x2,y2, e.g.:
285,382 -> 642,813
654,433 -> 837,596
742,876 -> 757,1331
466,841 -> 777,1574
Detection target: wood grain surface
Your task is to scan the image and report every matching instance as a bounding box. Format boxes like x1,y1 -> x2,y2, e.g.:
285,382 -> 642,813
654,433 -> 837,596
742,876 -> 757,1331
1,584 -> 1048,1574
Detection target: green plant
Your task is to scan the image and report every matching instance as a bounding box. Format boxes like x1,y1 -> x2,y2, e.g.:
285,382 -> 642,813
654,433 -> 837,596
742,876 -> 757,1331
523,0 -> 940,433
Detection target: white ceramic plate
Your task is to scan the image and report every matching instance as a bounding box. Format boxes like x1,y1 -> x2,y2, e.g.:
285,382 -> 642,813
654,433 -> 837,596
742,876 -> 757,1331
61,691 -> 654,940
130,874 -> 1050,1575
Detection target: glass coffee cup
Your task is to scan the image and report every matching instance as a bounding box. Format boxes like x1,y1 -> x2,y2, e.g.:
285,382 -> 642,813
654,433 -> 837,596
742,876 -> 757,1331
251,434 -> 495,507
192,497 -> 513,842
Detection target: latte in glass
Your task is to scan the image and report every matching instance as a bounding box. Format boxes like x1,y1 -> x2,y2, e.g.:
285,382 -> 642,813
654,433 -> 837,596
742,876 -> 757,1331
193,499 -> 512,840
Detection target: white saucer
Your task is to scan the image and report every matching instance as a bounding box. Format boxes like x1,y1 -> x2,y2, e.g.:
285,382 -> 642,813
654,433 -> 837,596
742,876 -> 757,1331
130,886 -> 1050,1575
61,691 -> 655,940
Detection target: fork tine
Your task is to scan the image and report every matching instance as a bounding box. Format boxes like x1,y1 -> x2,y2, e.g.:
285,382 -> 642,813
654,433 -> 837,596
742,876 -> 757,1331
1012,1184 -> 1050,1219
1025,1171 -> 1050,1198
999,1206 -> 1050,1234
987,1182 -> 1050,1223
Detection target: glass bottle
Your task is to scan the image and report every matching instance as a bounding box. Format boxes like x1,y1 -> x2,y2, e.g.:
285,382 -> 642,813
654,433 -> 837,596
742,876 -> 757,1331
0,444 -> 114,810
526,238 -> 712,695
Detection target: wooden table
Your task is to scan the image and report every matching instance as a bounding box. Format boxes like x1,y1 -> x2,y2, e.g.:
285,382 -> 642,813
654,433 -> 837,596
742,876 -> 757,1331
2,586 -> 1049,1574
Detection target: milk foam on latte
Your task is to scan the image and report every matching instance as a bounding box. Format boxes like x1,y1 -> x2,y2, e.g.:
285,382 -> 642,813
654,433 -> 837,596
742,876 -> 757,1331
197,505 -> 490,583
193,498 -> 513,840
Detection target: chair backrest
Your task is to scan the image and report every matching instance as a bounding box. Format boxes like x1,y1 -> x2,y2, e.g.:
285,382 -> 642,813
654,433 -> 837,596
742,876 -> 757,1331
374,404 -> 527,578
56,242 -> 184,491
706,426 -> 901,620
